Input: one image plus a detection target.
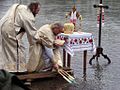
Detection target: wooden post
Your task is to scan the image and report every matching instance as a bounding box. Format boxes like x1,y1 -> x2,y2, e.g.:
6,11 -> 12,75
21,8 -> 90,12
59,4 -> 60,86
63,49 -> 66,67
83,50 -> 87,80
67,53 -> 71,67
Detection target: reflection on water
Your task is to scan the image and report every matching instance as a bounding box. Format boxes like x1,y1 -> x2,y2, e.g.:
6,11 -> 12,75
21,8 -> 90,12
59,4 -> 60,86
0,0 -> 120,90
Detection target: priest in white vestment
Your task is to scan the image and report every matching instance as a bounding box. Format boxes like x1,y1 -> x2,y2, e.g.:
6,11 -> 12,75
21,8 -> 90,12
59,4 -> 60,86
0,2 -> 40,72
27,23 -> 64,72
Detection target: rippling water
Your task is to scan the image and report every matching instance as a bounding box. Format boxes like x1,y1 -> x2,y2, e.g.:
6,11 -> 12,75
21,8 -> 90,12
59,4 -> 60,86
0,0 -> 120,90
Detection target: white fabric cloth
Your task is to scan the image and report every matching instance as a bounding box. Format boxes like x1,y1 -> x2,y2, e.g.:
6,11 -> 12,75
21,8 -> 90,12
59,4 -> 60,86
70,11 -> 77,20
57,32 -> 96,56
0,4 -> 37,72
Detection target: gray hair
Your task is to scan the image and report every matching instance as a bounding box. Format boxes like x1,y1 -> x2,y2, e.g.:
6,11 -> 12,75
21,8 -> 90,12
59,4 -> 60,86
51,22 -> 64,30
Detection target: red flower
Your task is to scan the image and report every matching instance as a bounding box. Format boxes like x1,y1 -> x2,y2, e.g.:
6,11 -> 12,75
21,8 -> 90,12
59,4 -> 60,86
84,38 -> 87,42
89,39 -> 93,43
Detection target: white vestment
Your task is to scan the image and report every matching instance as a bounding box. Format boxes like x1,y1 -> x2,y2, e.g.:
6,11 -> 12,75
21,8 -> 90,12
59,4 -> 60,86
27,24 -> 63,72
0,4 -> 37,72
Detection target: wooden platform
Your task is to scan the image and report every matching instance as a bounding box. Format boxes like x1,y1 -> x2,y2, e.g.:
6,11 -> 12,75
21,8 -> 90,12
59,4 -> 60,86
17,67 -> 73,81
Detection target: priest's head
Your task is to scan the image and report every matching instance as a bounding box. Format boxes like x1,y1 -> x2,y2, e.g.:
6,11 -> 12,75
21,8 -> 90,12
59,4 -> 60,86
28,1 -> 41,17
51,22 -> 64,36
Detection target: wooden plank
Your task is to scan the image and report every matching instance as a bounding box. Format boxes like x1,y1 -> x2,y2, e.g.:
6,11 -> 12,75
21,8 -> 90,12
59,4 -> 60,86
17,71 -> 57,80
17,67 -> 73,80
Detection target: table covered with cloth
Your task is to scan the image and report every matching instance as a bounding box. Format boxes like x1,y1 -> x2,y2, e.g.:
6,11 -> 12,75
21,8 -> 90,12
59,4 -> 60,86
57,32 -> 96,56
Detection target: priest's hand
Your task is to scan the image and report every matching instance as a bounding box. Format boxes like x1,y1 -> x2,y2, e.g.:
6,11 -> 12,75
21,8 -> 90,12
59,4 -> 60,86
53,64 -> 59,71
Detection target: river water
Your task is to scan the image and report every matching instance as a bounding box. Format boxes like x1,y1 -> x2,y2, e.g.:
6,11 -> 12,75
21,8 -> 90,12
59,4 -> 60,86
0,0 -> 120,90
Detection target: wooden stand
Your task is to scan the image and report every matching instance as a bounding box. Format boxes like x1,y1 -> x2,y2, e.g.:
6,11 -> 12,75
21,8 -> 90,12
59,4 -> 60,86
89,0 -> 111,65
63,49 -> 87,80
